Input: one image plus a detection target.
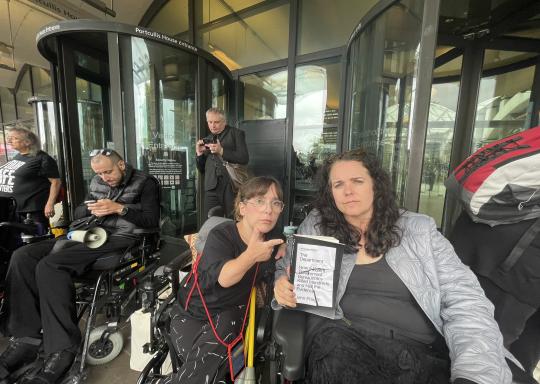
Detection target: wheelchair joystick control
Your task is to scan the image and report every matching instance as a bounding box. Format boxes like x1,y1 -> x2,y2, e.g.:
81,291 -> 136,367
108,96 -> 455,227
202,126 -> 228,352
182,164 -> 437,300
21,213 -> 37,244
141,278 -> 158,312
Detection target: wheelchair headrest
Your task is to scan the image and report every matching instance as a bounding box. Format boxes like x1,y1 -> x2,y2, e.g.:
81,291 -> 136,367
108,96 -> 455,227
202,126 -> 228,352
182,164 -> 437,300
195,216 -> 233,254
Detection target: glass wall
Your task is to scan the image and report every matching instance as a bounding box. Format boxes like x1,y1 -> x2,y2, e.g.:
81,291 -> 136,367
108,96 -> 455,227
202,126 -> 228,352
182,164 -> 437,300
347,0 -> 426,204
198,0 -> 264,24
0,66 -> 57,169
472,52 -> 537,151
0,88 -> 16,124
241,68 -> 287,120
76,77 -> 107,195
148,0 -> 189,37
298,0 -> 378,55
293,60 -> 340,188
416,51 -> 462,226
0,88 -> 16,166
131,37 -> 198,235
208,64 -> 227,111
30,68 -> 58,159
198,4 -> 290,69
291,59 -> 341,223
15,69 -> 34,123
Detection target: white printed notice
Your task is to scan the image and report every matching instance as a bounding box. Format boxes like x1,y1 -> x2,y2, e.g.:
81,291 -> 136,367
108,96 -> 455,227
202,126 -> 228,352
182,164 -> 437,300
293,243 -> 336,307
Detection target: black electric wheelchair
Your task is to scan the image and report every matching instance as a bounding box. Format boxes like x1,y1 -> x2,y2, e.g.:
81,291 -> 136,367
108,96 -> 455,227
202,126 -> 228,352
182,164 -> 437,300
135,216 -> 277,384
0,197 -> 180,384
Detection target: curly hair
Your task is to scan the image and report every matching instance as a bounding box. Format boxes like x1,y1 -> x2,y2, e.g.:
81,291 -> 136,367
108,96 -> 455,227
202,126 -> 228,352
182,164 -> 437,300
313,148 -> 402,256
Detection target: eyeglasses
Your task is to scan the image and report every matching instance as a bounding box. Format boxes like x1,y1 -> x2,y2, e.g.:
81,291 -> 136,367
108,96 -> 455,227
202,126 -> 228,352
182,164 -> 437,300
244,198 -> 284,212
89,149 -> 113,157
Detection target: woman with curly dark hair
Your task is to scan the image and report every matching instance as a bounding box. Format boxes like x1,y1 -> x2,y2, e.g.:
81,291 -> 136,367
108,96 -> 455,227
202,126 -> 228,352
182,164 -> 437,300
274,148 -> 515,384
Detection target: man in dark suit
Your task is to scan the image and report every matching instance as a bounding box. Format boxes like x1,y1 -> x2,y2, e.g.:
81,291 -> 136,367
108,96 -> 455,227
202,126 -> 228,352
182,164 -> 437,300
195,108 -> 249,218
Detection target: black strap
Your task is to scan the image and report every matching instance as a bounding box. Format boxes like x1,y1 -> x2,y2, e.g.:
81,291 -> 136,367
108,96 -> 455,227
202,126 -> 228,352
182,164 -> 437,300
500,217 -> 540,272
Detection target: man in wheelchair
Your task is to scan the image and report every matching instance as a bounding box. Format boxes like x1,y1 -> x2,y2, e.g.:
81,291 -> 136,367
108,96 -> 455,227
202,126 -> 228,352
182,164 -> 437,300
0,149 -> 160,384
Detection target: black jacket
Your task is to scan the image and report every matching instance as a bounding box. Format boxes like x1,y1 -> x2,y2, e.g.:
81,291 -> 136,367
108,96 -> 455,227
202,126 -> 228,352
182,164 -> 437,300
195,125 -> 249,191
73,165 -> 160,239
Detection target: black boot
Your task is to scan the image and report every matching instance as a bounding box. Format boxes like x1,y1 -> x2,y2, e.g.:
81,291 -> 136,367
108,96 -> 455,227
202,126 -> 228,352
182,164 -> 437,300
0,338 -> 40,379
20,350 -> 75,384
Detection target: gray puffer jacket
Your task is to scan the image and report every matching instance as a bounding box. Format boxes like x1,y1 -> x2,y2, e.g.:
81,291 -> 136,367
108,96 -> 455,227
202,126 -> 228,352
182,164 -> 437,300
274,210 -> 513,384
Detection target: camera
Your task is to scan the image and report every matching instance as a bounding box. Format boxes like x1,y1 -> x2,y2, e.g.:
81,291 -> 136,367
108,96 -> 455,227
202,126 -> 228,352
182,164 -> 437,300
203,135 -> 217,144
202,136 -> 218,145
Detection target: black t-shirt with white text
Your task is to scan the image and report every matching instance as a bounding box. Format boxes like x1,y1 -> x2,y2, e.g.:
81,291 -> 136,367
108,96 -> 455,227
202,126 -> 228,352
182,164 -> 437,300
0,151 -> 60,213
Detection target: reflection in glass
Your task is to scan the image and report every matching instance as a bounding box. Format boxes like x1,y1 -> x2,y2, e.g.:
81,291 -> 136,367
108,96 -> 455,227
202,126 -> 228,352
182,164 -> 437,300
418,81 -> 461,227
199,0 -> 264,24
199,4 -> 289,69
30,69 -> 59,159
76,77 -> 106,196
131,37 -> 199,236
433,47 -> 463,78
208,64 -> 227,111
148,0 -> 189,37
472,55 -> 536,152
32,99 -> 59,160
15,69 -> 34,123
294,61 -> 340,188
0,87 -> 16,123
348,0 -> 425,205
31,68 -> 53,98
298,0 -> 377,55
291,60 -> 341,225
241,69 -> 287,120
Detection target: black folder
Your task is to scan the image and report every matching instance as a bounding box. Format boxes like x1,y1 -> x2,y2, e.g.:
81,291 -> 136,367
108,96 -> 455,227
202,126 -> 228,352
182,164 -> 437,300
289,235 -> 344,312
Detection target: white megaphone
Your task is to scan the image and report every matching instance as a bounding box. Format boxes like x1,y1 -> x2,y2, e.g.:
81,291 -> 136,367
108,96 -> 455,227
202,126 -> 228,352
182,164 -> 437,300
67,227 -> 108,248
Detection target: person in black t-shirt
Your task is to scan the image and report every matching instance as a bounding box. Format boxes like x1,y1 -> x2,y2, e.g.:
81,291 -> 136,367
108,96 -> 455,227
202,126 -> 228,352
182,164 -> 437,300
0,127 -> 61,232
161,176 -> 285,384
0,149 -> 160,384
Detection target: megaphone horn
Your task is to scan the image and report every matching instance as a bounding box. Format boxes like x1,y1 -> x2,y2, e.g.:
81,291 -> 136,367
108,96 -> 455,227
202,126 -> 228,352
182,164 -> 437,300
67,227 -> 108,248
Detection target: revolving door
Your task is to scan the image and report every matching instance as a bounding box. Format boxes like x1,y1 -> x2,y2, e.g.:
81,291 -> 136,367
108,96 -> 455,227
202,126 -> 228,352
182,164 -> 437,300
37,20 -> 232,236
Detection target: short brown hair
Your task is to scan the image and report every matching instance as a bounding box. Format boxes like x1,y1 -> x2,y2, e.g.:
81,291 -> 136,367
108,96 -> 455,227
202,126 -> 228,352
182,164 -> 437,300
233,176 -> 283,221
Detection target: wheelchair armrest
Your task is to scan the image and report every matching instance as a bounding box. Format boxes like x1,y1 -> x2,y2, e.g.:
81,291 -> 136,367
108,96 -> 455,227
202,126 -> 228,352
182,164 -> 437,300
133,227 -> 160,235
163,249 -> 192,293
0,221 -> 38,234
273,309 -> 307,381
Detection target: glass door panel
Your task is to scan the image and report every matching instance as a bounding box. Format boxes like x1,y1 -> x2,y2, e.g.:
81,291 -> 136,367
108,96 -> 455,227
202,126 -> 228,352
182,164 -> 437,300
418,52 -> 463,227
76,77 -> 107,196
292,59 -> 340,224
472,51 -> 537,152
131,37 -> 198,236
347,0 -> 426,205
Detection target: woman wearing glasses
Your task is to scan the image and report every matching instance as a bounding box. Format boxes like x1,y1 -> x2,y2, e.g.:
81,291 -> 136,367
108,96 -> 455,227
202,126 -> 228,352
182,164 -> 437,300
161,176 -> 285,384
274,149 -> 517,384
2,127 -> 61,232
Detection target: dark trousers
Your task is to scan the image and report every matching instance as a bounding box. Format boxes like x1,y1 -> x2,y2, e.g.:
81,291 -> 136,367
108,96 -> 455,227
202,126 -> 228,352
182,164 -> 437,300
479,276 -> 540,374
6,236 -> 134,354
204,176 -> 235,219
162,305 -> 243,384
305,320 -> 450,384
511,309 -> 540,375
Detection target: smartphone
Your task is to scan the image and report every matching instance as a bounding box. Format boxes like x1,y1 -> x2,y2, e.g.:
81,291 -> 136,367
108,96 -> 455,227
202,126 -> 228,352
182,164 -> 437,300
84,200 -> 96,204
202,136 -> 218,145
